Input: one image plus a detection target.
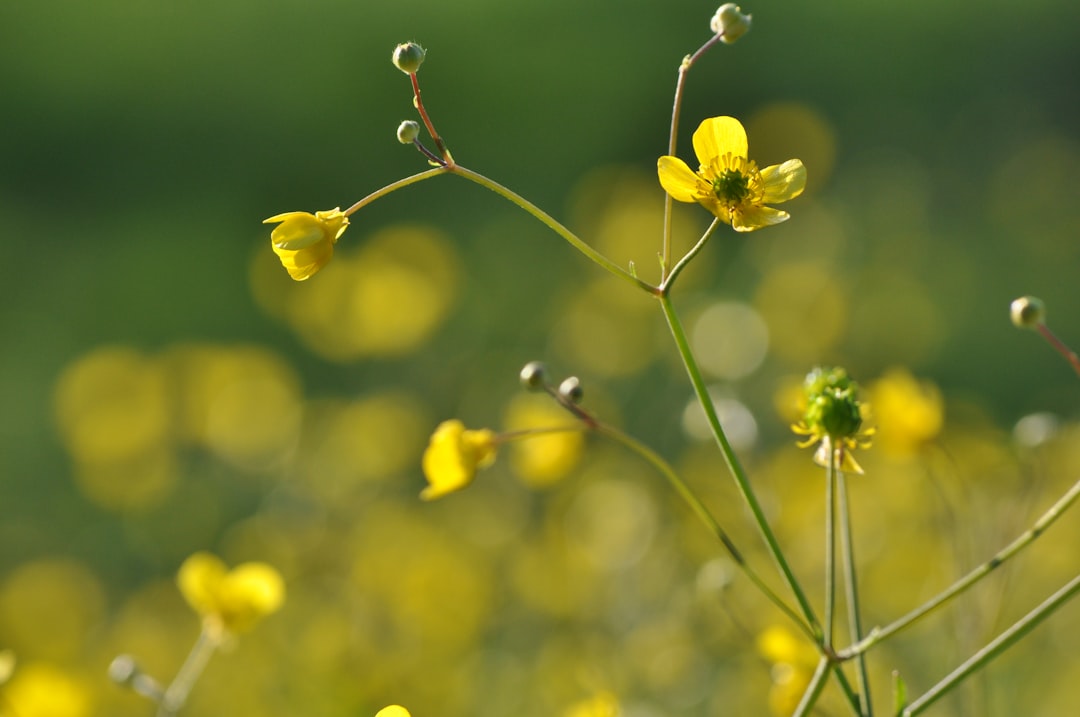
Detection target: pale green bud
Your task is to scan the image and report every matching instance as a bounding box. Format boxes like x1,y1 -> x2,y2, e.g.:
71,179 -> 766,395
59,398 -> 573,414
710,4 -> 752,44
396,120 -> 420,144
392,42 -> 426,74
558,376 -> 584,403
1010,296 -> 1045,329
519,361 -> 547,390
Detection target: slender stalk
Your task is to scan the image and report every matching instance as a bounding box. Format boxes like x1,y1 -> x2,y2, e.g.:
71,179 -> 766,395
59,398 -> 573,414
592,421 -> 813,640
659,218 -> 722,294
409,72 -> 454,167
448,165 -> 657,294
658,292 -> 821,637
158,628 -> 219,717
1035,322 -> 1080,378
824,441 -> 838,651
902,573 -> 1080,716
792,656 -> 833,717
661,30 -> 729,281
343,168 -> 447,217
839,477 -> 1080,660
838,470 -> 873,716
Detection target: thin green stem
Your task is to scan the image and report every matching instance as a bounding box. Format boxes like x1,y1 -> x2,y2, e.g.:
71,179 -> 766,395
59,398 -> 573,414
658,292 -> 821,638
839,476 -> 1080,660
902,572 -> 1080,716
838,469 -> 873,716
592,421 -> 814,640
158,627 -> 218,717
825,442 -> 838,651
659,218 -> 722,294
448,165 -> 657,295
1035,322 -> 1080,378
661,30 -> 728,281
343,167 -> 447,217
792,656 -> 833,717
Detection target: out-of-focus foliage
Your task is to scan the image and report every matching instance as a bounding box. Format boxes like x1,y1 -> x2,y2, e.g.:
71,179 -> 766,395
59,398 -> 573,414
2,0 -> 1080,715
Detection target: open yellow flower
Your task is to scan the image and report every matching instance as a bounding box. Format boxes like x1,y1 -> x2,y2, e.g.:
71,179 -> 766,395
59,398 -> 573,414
657,116 -> 805,231
177,552 -> 285,639
420,419 -> 498,500
263,208 -> 349,280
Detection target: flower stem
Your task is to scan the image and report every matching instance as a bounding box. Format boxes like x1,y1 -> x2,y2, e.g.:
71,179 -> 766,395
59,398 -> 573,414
825,441 -> 838,651
592,421 -> 814,640
1035,322 -> 1080,378
448,165 -> 657,294
659,218 -> 722,294
792,656 -> 833,717
661,31 -> 729,282
157,627 -> 218,717
658,292 -> 822,639
343,167 -> 448,217
901,572 -> 1080,716
838,469 -> 873,716
410,72 -> 454,167
839,476 -> 1080,660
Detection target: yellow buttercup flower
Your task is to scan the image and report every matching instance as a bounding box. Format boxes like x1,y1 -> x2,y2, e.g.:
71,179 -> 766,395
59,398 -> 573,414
177,552 -> 285,639
420,419 -> 498,500
375,707 -> 411,717
657,116 -> 805,231
263,208 -> 349,280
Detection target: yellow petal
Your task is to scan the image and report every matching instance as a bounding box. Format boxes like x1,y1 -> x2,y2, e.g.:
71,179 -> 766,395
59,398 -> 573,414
421,420 -> 483,500
270,215 -> 327,251
272,240 -> 335,281
262,211 -> 309,225
760,160 -> 807,203
177,552 -> 228,618
731,205 -> 790,232
692,116 -> 748,167
657,156 -> 704,203
375,707 -> 412,717
218,562 -> 286,633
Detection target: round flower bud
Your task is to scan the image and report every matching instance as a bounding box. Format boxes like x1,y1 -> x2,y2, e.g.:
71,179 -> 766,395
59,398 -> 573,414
392,42 -> 426,74
520,361 -> 547,390
710,4 -> 752,44
558,376 -> 584,403
396,120 -> 420,144
1010,296 -> 1045,329
108,655 -> 139,686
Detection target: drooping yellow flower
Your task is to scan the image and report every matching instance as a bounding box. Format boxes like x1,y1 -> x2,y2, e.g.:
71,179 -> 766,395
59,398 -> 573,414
263,208 -> 349,280
420,419 -> 498,500
657,116 -> 805,231
177,552 -> 285,639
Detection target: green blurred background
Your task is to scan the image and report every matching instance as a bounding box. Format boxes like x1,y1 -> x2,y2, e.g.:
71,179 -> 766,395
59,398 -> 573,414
2,0 -> 1080,715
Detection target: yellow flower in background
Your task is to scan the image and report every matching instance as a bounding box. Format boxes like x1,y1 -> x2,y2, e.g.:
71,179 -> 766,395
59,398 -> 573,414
563,691 -> 621,717
263,208 -> 349,280
756,626 -> 818,717
504,394 -> 583,487
375,706 -> 411,717
2,662 -> 91,717
657,116 -> 805,231
420,419 -> 498,500
867,368 -> 944,457
177,552 -> 285,639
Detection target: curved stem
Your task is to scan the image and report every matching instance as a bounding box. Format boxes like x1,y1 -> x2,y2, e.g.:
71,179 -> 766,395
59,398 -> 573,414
343,167 -> 448,217
839,476 -> 1080,660
658,292 -> 822,639
158,627 -> 218,717
449,165 -> 657,294
659,218 -> 722,294
592,421 -> 813,640
902,573 -> 1080,716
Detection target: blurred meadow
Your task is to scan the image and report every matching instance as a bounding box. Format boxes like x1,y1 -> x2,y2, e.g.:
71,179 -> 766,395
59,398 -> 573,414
2,0 -> 1080,715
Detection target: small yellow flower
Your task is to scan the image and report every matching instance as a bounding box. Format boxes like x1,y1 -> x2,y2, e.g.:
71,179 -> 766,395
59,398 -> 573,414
867,368 -> 943,457
658,116 -> 805,231
420,419 -> 498,500
791,366 -> 874,474
563,691 -> 620,717
177,552 -> 285,639
375,707 -> 412,717
262,208 -> 349,280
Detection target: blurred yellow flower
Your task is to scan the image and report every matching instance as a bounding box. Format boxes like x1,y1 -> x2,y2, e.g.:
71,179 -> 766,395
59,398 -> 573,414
177,552 -> 285,639
263,208 -> 349,280
563,691 -> 620,717
375,706 -> 411,717
867,368 -> 943,457
756,626 -> 818,717
420,419 -> 498,500
504,395 -> 584,487
658,116 -> 805,231
2,662 -> 91,717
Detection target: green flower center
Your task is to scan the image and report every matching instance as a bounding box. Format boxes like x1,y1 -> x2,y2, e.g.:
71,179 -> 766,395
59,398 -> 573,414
713,168 -> 751,205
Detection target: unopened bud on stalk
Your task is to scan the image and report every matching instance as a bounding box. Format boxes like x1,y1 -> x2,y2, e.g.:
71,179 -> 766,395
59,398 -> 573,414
710,4 -> 752,44
520,361 -> 547,390
1010,296 -> 1045,329
558,376 -> 584,403
396,120 -> 420,144
392,42 -> 426,74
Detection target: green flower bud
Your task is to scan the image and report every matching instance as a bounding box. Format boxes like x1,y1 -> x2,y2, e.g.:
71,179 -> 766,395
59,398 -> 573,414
396,120 -> 420,144
392,42 -> 426,74
804,390 -> 863,441
710,3 -> 752,44
519,361 -> 547,390
1010,296 -> 1045,329
558,376 -> 584,403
